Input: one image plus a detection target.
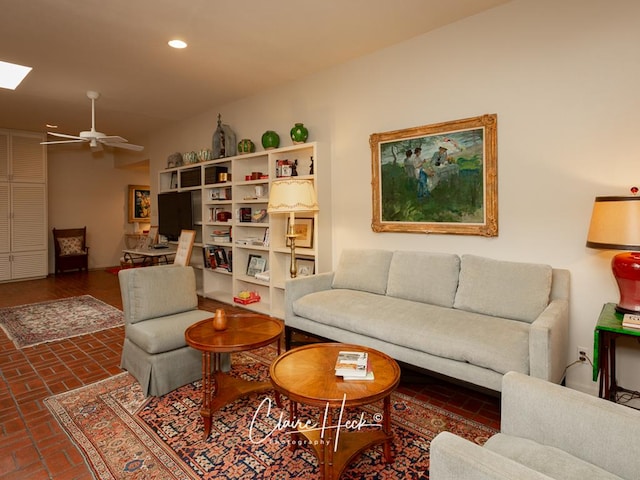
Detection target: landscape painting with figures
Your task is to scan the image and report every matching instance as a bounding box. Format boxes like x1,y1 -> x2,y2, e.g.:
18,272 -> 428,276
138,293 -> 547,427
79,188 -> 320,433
370,114 -> 497,236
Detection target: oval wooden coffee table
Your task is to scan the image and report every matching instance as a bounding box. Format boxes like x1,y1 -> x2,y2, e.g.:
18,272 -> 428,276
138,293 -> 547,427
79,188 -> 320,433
270,343 -> 401,480
185,313 -> 283,439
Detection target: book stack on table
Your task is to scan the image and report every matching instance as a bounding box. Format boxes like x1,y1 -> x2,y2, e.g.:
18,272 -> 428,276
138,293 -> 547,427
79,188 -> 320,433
335,351 -> 374,380
622,314 -> 640,330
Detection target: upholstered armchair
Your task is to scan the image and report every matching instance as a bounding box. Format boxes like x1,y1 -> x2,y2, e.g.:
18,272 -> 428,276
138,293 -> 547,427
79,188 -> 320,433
430,371 -> 640,480
118,265 -> 224,396
53,227 -> 89,274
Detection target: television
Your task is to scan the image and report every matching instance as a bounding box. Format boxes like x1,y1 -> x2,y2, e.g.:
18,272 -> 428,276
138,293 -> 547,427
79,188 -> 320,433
158,191 -> 193,241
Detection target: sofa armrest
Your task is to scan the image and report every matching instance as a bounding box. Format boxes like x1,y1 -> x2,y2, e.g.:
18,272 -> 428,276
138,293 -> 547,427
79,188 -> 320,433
430,432 -> 553,480
528,298 -> 569,383
284,272 -> 334,321
501,371 -> 640,479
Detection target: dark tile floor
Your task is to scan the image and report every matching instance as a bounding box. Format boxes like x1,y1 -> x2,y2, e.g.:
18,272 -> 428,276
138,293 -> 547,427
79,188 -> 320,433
0,269 -> 500,479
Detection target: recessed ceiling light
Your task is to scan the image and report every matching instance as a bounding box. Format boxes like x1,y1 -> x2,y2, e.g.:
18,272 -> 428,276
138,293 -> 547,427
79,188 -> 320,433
0,60 -> 32,90
168,39 -> 187,49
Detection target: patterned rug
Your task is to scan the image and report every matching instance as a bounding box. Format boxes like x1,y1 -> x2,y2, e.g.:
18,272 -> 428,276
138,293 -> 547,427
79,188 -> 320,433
45,346 -> 497,479
0,295 -> 124,348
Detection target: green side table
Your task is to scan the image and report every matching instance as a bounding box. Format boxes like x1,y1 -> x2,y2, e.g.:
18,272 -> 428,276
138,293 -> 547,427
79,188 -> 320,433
593,303 -> 640,400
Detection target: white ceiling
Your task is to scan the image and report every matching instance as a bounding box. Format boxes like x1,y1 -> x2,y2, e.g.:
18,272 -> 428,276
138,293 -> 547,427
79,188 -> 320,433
1,0 -> 509,145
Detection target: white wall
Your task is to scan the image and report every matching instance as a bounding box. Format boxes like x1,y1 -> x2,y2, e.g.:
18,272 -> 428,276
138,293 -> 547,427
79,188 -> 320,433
48,146 -> 149,271
148,0 -> 640,393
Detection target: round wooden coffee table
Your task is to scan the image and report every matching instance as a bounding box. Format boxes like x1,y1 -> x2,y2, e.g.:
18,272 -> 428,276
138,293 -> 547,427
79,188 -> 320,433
185,313 -> 283,439
270,343 -> 401,480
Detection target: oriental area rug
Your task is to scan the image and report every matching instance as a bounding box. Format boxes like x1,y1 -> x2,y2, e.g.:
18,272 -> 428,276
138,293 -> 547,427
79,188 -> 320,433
0,295 -> 123,348
45,346 -> 497,479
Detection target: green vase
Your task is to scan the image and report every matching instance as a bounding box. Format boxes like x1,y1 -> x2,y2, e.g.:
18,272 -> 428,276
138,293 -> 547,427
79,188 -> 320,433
261,130 -> 280,150
237,138 -> 255,154
290,123 -> 309,144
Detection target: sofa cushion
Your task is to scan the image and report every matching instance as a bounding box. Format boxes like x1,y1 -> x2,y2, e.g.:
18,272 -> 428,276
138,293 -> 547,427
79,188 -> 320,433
387,251 -> 460,307
120,265 -> 199,324
293,289 -> 530,375
453,255 -> 552,323
126,309 -> 213,354
484,434 -> 623,480
331,249 -> 394,295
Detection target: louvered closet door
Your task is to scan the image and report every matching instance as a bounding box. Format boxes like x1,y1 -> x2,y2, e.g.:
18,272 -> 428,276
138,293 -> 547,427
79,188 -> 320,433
0,133 -> 8,181
0,183 -> 9,253
11,133 -> 46,183
11,183 -> 46,252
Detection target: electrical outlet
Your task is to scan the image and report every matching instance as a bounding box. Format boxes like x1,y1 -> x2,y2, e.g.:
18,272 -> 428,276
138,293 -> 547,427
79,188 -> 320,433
577,346 -> 589,363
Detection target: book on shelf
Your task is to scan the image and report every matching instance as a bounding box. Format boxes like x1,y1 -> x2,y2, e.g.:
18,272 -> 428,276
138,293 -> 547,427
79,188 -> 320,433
622,313 -> 640,330
254,270 -> 270,282
335,351 -> 369,378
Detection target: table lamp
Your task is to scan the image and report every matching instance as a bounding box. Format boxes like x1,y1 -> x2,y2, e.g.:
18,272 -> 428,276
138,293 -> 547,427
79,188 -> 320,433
267,178 -> 319,278
586,192 -> 640,313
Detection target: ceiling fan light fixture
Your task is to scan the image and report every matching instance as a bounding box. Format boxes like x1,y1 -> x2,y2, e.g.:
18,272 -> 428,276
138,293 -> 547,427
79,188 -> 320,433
168,39 -> 187,49
0,60 -> 32,90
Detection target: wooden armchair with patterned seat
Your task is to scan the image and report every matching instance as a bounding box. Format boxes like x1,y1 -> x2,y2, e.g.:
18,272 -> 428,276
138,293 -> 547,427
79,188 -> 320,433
53,227 -> 89,274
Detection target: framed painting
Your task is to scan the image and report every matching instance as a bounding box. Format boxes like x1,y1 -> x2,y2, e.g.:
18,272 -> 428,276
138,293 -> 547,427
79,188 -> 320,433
286,217 -> 314,248
370,114 -> 498,236
247,254 -> 267,277
128,185 -> 151,223
295,258 -> 315,277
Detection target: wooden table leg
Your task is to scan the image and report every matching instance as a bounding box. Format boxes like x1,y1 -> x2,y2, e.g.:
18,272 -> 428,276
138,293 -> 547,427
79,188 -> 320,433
382,395 -> 394,463
200,351 -> 213,439
289,400 -> 299,452
598,332 -> 606,398
609,336 -> 618,401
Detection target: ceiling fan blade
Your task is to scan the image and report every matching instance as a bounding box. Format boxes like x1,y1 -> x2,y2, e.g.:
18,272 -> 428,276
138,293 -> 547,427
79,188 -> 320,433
101,135 -> 127,143
100,141 -> 144,152
41,139 -> 88,145
46,132 -> 84,140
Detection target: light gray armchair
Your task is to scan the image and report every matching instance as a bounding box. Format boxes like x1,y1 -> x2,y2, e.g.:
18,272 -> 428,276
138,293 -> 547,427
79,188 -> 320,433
430,371 -> 640,480
118,265 -> 213,396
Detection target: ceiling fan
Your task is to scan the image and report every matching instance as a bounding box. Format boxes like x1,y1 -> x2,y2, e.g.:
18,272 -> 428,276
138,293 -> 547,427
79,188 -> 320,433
41,91 -> 144,151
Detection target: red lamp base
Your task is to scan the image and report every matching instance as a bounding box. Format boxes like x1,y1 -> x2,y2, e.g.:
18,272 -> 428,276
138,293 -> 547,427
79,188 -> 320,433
612,252 -> 640,313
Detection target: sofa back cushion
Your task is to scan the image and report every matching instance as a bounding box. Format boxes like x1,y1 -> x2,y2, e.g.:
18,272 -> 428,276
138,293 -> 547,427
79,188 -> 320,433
453,255 -> 552,323
119,265 -> 198,324
387,251 -> 461,307
332,249 -> 394,295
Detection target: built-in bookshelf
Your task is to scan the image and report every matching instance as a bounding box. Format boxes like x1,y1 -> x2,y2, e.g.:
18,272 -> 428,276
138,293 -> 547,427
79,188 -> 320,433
159,142 -> 322,319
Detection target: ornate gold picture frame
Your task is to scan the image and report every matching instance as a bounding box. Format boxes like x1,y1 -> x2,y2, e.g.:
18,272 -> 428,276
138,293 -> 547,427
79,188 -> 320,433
128,184 -> 151,223
370,114 -> 497,236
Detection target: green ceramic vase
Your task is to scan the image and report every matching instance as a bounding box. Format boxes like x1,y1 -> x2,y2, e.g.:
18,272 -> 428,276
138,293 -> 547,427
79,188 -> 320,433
261,130 -> 280,150
290,123 -> 309,144
237,138 -> 255,154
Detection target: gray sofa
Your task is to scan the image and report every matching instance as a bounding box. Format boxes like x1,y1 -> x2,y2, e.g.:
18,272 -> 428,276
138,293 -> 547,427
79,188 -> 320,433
431,371 -> 640,480
285,250 -> 570,392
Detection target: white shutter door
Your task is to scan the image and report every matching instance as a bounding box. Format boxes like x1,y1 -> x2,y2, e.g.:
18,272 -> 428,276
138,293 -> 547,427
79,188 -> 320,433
11,184 -> 46,252
0,132 -> 8,181
11,133 -> 46,182
0,184 -> 9,253
0,254 -> 10,281
11,251 -> 47,280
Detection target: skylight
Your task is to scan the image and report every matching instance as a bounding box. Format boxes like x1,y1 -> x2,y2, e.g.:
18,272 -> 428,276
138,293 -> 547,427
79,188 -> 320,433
168,39 -> 187,49
0,60 -> 32,90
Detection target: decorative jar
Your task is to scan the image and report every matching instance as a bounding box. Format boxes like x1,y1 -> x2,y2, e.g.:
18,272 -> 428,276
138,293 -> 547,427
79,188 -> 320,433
198,148 -> 213,162
261,130 -> 280,150
183,151 -> 198,164
213,308 -> 228,331
290,123 -> 309,144
237,138 -> 255,154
